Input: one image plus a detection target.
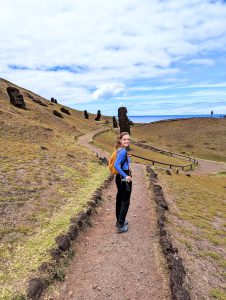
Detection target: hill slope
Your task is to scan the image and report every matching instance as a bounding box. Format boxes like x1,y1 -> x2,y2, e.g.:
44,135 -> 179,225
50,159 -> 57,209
131,118 -> 226,162
0,78 -> 111,298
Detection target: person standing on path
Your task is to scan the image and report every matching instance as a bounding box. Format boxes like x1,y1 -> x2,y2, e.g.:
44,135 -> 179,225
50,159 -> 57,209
114,132 -> 132,233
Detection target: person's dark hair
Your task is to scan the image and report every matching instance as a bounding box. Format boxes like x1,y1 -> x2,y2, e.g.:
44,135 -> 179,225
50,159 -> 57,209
115,132 -> 130,150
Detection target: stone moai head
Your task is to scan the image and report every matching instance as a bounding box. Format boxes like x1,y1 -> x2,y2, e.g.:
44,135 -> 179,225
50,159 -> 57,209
6,87 -> 26,109
118,106 -> 131,134
95,110 -> 101,121
113,116 -> 118,128
84,110 -> 89,119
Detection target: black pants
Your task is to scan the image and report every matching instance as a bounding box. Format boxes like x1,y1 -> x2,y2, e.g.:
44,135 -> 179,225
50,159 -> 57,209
115,170 -> 132,226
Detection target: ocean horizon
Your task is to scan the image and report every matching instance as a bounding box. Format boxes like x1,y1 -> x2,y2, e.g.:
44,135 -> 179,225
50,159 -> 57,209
126,114 -> 224,123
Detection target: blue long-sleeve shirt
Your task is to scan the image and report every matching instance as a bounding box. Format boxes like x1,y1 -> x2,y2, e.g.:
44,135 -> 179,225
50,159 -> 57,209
114,148 -> 131,178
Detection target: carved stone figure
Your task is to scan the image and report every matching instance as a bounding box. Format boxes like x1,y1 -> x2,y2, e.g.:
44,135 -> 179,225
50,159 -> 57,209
6,87 -> 26,109
95,110 -> 101,121
113,116 -> 118,128
51,97 -> 57,103
84,110 -> 89,119
118,106 -> 132,134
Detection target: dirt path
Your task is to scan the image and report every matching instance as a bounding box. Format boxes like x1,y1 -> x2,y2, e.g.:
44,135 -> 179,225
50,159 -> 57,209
193,158 -> 226,175
79,126 -> 226,176
44,128 -> 171,300
78,127 -> 111,159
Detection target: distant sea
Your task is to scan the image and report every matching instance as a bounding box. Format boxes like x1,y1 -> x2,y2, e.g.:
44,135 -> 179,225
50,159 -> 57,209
127,114 -> 223,123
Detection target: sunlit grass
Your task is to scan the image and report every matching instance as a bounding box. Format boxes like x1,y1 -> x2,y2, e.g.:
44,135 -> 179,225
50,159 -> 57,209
0,161 -> 109,299
131,118 -> 226,162
159,172 -> 226,297
93,129 -> 188,167
210,288 -> 226,300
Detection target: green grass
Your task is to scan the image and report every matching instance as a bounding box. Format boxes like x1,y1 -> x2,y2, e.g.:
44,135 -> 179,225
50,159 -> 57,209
215,171 -> 226,176
210,288 -> 226,300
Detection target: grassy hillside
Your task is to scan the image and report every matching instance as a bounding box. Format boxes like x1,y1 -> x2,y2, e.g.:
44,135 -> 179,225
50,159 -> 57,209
160,172 -> 226,299
0,78 -> 112,299
131,118 -> 226,162
93,129 -> 190,167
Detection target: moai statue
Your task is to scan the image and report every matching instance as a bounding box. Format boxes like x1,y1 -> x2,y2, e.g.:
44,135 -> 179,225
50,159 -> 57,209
129,120 -> 134,126
51,97 -> 57,103
6,87 -> 27,109
95,110 -> 101,121
113,116 -> 118,128
118,106 -> 131,134
84,110 -> 89,119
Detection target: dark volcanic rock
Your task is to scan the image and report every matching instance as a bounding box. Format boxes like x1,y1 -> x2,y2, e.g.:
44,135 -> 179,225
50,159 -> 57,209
49,247 -> 62,261
166,170 -> 172,175
6,87 -> 26,109
68,224 -> 79,240
27,278 -> 44,300
53,110 -> 63,118
99,156 -> 108,165
60,107 -> 70,115
32,98 -> 48,107
56,234 -> 70,252
40,146 -> 48,150
25,92 -> 34,99
146,166 -> 191,300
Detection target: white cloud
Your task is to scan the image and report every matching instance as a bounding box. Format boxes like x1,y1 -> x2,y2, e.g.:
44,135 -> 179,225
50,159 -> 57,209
186,59 -> 215,66
0,0 -> 226,111
92,83 -> 125,100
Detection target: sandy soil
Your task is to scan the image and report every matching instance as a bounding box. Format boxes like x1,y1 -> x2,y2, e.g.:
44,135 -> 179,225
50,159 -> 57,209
43,127 -> 171,300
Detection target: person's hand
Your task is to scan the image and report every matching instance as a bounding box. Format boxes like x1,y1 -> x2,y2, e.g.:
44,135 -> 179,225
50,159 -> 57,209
125,176 -> 132,182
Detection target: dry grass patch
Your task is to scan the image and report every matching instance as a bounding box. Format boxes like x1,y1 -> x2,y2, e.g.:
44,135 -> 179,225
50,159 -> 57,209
131,118 -> 226,162
0,141 -> 109,299
0,78 -> 113,299
159,172 -> 226,300
93,129 -> 189,167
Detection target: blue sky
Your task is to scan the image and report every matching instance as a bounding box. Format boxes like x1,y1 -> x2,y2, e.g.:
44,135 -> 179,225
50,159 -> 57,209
1,0 -> 226,116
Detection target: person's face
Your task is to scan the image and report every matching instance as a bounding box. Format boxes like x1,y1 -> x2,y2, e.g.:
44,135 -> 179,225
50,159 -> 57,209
120,134 -> 130,148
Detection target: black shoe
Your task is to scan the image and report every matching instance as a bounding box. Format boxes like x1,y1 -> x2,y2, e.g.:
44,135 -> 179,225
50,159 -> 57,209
117,224 -> 128,233
116,220 -> 128,227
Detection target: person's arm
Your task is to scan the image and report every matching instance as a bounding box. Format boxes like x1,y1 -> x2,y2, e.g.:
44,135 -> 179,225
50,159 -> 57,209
114,149 -> 128,178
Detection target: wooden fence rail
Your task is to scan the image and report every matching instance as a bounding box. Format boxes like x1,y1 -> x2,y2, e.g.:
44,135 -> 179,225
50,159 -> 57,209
131,153 -> 198,171
131,140 -> 197,164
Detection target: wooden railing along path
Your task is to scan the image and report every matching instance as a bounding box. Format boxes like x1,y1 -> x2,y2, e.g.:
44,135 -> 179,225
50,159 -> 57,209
91,128 -> 198,171
130,140 -> 198,171
131,140 -> 197,163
